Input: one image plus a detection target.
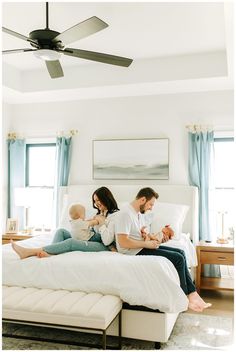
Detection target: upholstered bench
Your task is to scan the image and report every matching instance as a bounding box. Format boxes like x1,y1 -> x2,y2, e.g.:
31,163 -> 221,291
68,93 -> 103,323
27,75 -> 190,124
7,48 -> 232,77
2,286 -> 123,349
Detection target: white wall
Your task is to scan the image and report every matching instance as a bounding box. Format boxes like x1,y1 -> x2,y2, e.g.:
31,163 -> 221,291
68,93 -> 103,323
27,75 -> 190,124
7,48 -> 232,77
2,103 -> 12,232
7,90 -> 234,188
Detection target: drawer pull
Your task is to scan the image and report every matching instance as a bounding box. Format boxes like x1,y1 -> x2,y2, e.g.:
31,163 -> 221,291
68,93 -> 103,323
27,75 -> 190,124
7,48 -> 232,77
217,256 -> 227,260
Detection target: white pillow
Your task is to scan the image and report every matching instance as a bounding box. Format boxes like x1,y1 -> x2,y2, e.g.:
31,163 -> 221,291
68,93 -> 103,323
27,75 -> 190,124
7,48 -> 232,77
148,202 -> 189,240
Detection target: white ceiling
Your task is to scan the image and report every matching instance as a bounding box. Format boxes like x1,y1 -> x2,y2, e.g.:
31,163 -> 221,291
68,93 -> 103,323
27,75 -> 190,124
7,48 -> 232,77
2,1 -> 234,104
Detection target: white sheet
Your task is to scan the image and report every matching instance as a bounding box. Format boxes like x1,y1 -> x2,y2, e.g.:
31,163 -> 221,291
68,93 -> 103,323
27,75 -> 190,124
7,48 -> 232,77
2,234 -> 188,313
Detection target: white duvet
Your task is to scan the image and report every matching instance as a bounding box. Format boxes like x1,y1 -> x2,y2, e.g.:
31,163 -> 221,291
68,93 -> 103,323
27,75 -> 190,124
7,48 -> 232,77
2,234 -> 189,313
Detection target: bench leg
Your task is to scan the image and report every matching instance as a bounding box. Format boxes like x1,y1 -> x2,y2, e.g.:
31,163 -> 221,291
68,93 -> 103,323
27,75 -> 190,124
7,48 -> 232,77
118,311 -> 122,349
154,341 -> 161,349
102,330 -> 106,349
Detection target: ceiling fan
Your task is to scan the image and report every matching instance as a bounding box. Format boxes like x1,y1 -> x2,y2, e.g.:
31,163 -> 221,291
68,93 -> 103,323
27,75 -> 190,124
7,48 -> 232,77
2,2 -> 133,79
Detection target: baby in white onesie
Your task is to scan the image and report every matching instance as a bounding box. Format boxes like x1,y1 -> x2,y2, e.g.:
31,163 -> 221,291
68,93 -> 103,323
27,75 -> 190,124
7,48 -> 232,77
69,203 -> 102,241
69,204 -> 117,252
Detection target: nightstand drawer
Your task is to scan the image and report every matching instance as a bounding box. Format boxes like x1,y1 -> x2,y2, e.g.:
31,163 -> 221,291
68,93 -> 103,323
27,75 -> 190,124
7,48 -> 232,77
201,251 -> 234,265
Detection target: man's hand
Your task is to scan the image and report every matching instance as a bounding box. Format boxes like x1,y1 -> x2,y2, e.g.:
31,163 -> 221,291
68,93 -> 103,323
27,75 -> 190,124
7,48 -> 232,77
140,226 -> 148,235
140,226 -> 150,241
143,239 -> 160,249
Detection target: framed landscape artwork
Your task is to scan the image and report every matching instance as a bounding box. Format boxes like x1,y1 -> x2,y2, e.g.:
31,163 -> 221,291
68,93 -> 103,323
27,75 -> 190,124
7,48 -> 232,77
93,138 -> 169,180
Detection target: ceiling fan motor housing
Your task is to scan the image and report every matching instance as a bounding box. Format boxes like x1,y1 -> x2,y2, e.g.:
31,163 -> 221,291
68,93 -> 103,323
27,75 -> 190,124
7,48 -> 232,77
29,29 -> 63,49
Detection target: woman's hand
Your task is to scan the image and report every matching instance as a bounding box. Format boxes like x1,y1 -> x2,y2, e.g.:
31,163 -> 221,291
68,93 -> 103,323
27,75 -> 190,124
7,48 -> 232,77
94,215 -> 106,225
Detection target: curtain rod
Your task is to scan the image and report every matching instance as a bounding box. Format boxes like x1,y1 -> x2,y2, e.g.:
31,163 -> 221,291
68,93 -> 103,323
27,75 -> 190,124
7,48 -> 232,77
7,130 -> 78,140
185,124 -> 213,132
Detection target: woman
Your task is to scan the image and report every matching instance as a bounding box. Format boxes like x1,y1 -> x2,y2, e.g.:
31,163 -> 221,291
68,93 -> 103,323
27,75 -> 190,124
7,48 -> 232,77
11,187 -> 120,259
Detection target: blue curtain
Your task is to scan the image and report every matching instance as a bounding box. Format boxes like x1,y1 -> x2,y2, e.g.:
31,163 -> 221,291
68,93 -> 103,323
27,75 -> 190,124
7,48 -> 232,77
188,130 -> 220,277
56,137 -> 72,186
7,138 -> 26,230
54,137 -> 72,225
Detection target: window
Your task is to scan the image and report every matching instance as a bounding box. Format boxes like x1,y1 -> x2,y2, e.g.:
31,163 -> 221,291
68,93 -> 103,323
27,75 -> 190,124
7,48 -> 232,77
213,137 -> 234,241
26,144 -> 56,187
26,143 -> 56,229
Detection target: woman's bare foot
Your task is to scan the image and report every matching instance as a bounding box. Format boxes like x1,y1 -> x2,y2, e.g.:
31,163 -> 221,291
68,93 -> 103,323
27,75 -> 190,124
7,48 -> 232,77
37,251 -> 51,258
110,246 -> 117,252
11,240 -> 42,259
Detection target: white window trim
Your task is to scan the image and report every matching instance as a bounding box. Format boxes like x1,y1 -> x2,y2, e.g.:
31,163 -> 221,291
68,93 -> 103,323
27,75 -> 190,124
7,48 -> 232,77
26,137 -> 56,144
214,130 -> 234,139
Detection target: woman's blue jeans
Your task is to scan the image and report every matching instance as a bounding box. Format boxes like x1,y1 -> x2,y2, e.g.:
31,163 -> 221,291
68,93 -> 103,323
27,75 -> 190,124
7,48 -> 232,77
43,228 -> 109,254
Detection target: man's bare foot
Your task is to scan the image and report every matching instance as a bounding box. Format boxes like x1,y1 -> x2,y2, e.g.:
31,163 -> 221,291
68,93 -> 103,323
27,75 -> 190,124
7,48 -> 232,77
188,301 -> 203,312
188,291 -> 212,311
11,240 -> 41,259
37,251 -> 51,258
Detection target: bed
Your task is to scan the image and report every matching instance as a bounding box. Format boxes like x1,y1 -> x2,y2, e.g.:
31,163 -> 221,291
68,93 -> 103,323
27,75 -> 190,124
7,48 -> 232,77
2,184 -> 199,345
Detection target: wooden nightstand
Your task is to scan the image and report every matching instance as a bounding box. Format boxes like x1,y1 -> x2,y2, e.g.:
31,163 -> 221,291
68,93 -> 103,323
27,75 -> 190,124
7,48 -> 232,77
2,233 -> 36,244
196,242 -> 234,293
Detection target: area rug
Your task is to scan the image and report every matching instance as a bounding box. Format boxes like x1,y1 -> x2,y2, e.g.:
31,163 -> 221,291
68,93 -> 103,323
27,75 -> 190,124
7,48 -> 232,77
2,313 -> 233,350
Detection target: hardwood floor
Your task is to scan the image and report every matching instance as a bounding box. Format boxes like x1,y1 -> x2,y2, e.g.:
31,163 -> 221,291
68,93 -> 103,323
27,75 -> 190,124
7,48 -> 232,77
186,289 -> 234,318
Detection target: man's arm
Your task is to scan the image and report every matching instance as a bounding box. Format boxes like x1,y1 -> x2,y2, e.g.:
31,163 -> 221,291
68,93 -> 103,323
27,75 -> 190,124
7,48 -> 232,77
117,234 -> 160,249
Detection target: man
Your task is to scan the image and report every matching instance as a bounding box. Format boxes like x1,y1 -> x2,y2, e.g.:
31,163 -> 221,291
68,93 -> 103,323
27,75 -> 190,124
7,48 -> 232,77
115,187 -> 211,312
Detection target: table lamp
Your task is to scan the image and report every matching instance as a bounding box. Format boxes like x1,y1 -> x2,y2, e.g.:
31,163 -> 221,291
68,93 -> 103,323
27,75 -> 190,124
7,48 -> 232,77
217,211 -> 228,244
14,187 -> 34,231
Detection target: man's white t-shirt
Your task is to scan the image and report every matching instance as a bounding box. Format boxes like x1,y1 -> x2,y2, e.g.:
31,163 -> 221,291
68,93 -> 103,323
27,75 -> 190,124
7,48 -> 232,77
115,204 -> 146,255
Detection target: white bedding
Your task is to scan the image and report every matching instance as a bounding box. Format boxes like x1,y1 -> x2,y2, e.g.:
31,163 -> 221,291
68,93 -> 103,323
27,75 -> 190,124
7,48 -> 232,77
3,234 -> 189,313
162,233 -> 198,267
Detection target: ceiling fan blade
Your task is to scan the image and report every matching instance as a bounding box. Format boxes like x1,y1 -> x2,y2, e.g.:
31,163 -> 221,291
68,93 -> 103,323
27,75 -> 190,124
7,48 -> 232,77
2,48 -> 37,55
52,16 -> 108,46
2,27 -> 38,46
45,60 -> 64,79
62,48 -> 133,67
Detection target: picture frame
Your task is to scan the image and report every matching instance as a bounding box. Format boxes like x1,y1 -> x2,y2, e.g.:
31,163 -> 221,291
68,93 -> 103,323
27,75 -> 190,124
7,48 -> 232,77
6,218 -> 19,234
93,138 -> 169,180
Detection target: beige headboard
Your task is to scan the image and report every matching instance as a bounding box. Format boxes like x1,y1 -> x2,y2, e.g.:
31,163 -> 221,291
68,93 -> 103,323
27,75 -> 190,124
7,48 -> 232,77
58,184 -> 199,245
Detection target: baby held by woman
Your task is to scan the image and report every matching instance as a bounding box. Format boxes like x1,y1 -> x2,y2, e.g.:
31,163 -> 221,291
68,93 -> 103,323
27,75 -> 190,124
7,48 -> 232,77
69,203 -> 102,241
69,203 -> 117,251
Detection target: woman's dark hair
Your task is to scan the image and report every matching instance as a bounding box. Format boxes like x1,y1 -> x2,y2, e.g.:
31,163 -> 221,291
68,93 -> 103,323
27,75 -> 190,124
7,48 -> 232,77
92,187 -> 119,216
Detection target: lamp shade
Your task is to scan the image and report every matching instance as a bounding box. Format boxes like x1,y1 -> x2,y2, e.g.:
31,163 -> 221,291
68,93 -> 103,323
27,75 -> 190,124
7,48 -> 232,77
14,187 -> 51,207
34,49 -> 61,61
14,188 -> 33,207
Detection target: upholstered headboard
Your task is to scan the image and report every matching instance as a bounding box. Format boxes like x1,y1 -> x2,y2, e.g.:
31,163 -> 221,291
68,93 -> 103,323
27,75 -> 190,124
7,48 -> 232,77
58,184 -> 199,245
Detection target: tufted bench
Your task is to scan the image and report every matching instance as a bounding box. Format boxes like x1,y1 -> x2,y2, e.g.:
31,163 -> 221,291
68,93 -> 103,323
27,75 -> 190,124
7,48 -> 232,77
2,286 -> 123,349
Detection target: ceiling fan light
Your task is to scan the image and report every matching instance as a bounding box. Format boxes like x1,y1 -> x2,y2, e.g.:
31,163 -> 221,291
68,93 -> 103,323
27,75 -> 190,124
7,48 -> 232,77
34,49 -> 61,61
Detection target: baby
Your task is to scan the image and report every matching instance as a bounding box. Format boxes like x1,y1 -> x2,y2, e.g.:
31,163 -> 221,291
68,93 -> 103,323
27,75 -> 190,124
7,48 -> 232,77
141,225 -> 174,243
69,203 -> 117,252
69,203 -> 102,241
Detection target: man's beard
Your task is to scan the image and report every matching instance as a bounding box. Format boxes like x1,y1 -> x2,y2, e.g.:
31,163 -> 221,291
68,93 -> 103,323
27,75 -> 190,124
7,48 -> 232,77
140,204 -> 146,214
